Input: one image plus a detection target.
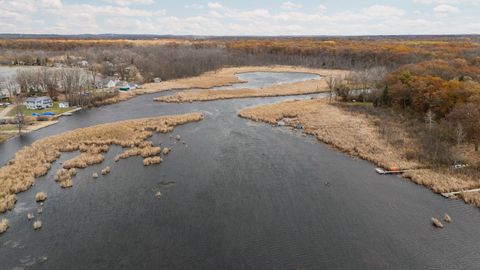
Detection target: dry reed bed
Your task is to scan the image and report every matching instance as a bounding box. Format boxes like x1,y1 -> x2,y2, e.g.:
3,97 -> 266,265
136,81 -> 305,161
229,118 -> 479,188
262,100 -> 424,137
155,78 -> 332,103
459,192 -> 480,206
100,66 -> 346,105
145,66 -> 344,93
0,112 -> 204,213
238,99 -> 480,206
0,219 -> 8,234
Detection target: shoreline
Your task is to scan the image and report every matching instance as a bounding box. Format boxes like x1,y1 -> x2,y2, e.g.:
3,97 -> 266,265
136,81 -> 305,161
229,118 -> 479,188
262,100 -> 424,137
98,65 -> 346,105
0,112 -> 203,220
0,107 -> 82,142
238,98 -> 480,208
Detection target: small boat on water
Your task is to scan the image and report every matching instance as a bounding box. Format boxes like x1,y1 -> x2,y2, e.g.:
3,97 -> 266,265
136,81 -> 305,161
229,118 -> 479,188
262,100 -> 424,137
375,167 -> 403,175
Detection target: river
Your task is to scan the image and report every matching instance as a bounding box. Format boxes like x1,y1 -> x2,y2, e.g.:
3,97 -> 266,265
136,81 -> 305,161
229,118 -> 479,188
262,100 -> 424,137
0,72 -> 479,270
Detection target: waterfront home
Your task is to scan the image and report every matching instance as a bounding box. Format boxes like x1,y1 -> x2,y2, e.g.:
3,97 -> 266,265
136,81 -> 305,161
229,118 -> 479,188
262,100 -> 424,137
99,78 -> 118,89
25,96 -> 53,110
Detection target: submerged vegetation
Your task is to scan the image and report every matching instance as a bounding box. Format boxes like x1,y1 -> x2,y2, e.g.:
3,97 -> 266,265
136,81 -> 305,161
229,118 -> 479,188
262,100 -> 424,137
0,113 -> 203,213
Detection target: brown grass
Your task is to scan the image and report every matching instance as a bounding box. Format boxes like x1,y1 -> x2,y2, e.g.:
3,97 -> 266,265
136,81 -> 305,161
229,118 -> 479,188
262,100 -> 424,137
155,68 -> 346,103
114,143 -> 161,161
33,220 -> 42,230
143,156 -> 162,166
35,192 -> 47,202
0,112 -> 203,213
101,166 -> 111,175
0,219 -> 8,234
54,168 -> 77,187
162,147 -> 171,155
458,192 -> 480,206
63,154 -> 104,169
238,98 -> 480,206
99,66 -> 346,105
431,217 -> 444,228
444,213 -> 452,223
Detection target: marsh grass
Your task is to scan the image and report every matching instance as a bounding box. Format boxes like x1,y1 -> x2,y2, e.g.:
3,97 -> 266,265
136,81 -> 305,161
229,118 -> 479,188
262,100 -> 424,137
35,192 -> 47,202
0,113 -> 203,213
444,213 -> 452,223
239,99 -> 480,207
0,219 -> 8,234
458,192 -> 480,207
431,217 -> 444,228
33,220 -> 42,230
143,156 -> 162,166
101,166 -> 111,175
162,147 -> 171,155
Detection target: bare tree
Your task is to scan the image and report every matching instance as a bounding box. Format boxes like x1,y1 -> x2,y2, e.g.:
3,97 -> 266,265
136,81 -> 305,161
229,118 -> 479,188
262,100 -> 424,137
38,67 -> 59,99
368,66 -> 388,89
455,123 -> 466,146
326,76 -> 338,103
59,68 -> 84,100
2,76 -> 17,100
425,109 -> 435,131
447,102 -> 480,151
2,76 -> 25,134
14,94 -> 26,134
16,68 -> 42,95
59,68 -> 88,105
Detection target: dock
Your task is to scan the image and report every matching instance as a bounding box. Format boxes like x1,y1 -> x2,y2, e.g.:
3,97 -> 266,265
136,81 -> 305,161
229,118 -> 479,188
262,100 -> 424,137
441,189 -> 480,198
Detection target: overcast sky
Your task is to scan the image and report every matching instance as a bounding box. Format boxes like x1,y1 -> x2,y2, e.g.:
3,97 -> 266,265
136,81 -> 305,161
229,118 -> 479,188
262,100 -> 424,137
1,0 -> 479,35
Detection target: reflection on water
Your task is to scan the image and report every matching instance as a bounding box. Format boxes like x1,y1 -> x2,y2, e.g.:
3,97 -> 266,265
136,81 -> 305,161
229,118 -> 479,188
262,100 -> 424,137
0,72 -> 480,270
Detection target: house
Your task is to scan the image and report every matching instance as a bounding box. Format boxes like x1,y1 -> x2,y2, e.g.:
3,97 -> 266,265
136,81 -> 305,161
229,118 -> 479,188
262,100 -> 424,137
106,80 -> 117,88
59,101 -> 69,108
25,96 -> 53,110
153,77 -> 162,83
0,93 -> 9,103
99,78 -> 118,89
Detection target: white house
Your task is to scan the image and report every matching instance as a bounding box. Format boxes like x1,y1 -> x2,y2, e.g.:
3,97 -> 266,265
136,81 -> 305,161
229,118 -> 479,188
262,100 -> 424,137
99,78 -> 119,89
26,96 -> 53,110
59,101 -> 69,108
153,77 -> 162,83
107,80 -> 117,88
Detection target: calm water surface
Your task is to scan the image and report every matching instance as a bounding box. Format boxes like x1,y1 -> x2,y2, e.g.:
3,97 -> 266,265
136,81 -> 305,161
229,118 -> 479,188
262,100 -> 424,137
0,72 -> 479,270
213,72 -> 320,90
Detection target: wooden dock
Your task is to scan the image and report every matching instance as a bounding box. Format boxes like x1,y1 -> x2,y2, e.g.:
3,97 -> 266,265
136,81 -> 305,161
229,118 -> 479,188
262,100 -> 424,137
441,189 -> 480,198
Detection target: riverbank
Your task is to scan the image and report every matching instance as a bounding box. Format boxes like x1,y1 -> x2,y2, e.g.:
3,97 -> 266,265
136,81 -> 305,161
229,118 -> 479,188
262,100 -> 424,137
154,66 -> 345,103
97,66 -> 346,105
0,107 -> 81,143
0,112 -> 203,216
155,76 -> 329,103
238,98 -> 480,207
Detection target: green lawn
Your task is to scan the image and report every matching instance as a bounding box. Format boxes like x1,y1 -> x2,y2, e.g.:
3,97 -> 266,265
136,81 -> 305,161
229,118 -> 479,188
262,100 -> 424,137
7,102 -> 76,117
